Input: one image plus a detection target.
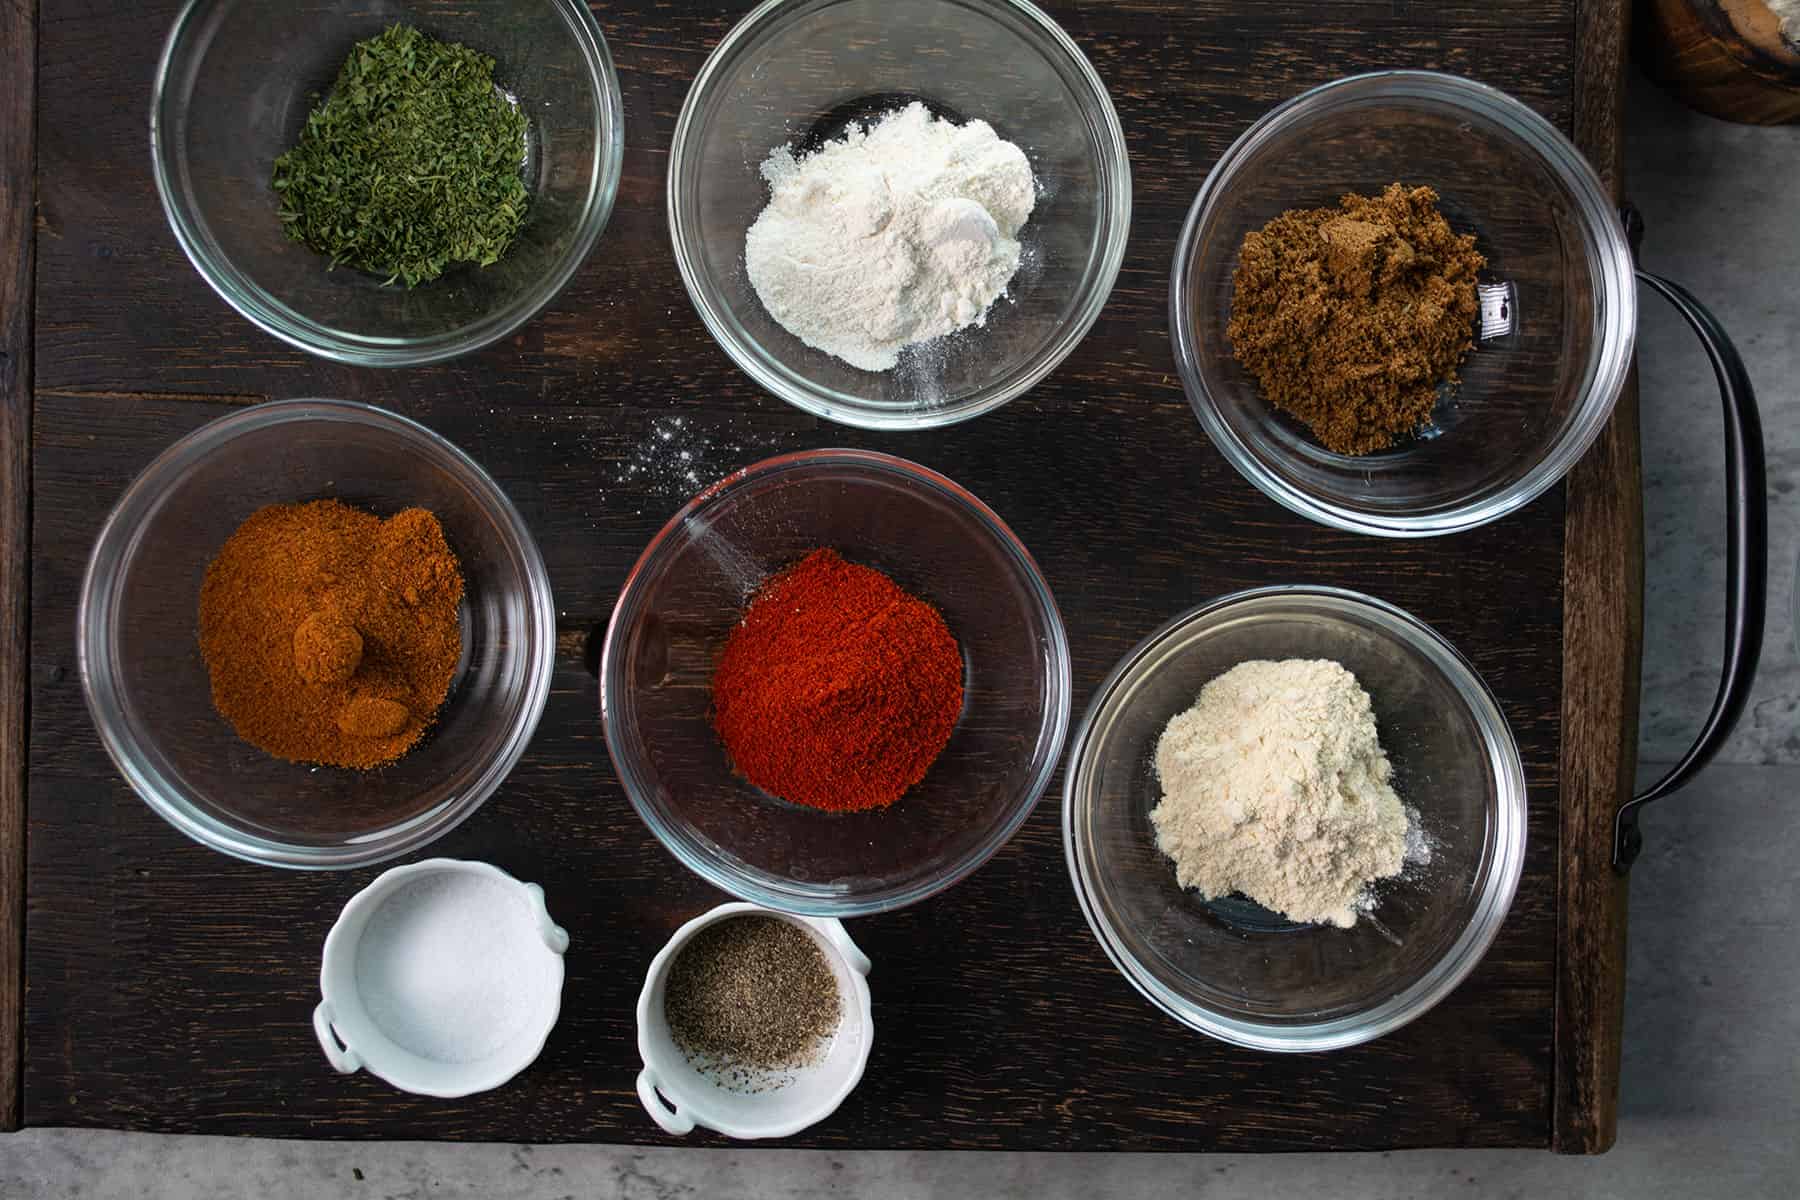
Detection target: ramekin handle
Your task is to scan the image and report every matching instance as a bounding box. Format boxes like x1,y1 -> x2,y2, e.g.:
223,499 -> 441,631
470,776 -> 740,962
313,1002 -> 362,1075
817,918 -> 871,977
636,1068 -> 695,1136
524,882 -> 571,954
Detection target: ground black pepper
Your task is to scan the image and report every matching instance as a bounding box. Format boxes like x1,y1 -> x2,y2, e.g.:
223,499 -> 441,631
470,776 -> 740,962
664,916 -> 840,1089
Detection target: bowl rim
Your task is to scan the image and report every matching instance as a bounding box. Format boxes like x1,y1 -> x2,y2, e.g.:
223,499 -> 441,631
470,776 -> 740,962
600,447 -> 1074,915
665,0 -> 1133,430
1169,69 -> 1638,537
76,398 -> 558,869
149,0 -> 625,367
1061,584 -> 1528,1051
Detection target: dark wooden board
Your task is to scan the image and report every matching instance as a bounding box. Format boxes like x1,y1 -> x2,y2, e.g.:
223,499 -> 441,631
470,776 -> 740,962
32,1 -> 1577,405
0,0 -> 36,1139
1554,0 -> 1638,1155
26,392 -> 1567,1150
11,0 -> 1636,1153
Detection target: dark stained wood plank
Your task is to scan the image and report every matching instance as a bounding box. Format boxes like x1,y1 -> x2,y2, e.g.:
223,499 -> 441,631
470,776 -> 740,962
0,0 -> 37,1136
25,385 -> 1564,1149
32,0 -> 1575,404
1554,0 -> 1637,1157
19,0 -> 1633,1153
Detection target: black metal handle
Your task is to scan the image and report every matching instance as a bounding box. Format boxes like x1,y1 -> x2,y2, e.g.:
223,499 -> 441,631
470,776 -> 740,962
1613,268 -> 1768,870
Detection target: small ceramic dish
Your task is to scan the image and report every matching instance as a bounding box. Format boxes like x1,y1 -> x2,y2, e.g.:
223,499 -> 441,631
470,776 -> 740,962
635,902 -> 874,1139
314,859 -> 569,1097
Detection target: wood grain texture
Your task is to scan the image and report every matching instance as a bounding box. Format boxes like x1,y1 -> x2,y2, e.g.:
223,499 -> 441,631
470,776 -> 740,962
1555,0 -> 1638,1156
28,394 -> 1566,1149
33,0 -> 1578,403
0,0 -> 37,1137
17,0 -> 1630,1152
1638,0 -> 1800,124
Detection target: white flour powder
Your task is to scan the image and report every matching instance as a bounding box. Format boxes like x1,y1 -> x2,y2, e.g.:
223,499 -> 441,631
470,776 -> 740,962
744,103 -> 1036,371
1151,659 -> 1409,928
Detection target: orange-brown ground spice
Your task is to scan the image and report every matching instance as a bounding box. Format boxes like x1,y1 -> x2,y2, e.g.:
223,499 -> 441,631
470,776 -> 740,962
198,499 -> 463,768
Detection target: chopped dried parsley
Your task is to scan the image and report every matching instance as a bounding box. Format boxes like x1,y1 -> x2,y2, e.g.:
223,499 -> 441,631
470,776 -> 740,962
271,24 -> 529,287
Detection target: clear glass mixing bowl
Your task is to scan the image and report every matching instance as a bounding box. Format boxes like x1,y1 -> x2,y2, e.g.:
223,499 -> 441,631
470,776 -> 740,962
151,0 -> 623,366
1063,587 -> 1527,1051
667,0 -> 1131,429
602,450 -> 1072,915
1171,71 -> 1637,536
78,400 -> 557,868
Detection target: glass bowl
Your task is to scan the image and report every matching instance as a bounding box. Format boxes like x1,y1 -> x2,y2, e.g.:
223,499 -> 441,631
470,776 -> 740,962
78,400 -> 557,869
1063,587 -> 1527,1051
1171,71 -> 1637,536
602,450 -> 1072,915
667,0 -> 1131,429
151,0 -> 623,366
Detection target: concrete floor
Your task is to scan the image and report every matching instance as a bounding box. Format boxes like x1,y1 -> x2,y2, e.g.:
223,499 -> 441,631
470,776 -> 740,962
3,69 -> 1797,1198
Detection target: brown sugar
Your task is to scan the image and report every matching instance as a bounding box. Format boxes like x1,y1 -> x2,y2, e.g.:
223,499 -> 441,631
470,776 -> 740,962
1227,183 -> 1485,455
198,499 -> 464,769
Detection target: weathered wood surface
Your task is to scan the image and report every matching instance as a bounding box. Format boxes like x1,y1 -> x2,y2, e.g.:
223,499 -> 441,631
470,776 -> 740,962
15,0 -> 1631,1151
1554,0 -> 1639,1156
27,392 -> 1568,1149
0,0 -> 36,1139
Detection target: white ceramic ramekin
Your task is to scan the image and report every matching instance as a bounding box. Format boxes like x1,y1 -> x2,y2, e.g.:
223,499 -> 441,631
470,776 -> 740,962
636,902 -> 873,1139
313,858 -> 569,1097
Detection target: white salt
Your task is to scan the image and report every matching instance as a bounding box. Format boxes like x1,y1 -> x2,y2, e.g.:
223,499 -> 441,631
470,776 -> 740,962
354,873 -> 557,1064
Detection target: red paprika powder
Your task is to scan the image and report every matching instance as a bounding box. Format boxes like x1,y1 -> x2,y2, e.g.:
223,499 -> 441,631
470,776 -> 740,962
711,548 -> 964,813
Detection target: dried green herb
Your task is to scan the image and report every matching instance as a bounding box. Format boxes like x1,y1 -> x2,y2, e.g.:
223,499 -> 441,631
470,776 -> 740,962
271,24 -> 529,287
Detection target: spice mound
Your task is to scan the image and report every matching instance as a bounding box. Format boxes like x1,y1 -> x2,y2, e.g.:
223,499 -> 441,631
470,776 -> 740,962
354,872 -> 561,1065
711,549 -> 964,813
1227,183 -> 1485,455
272,24 -> 529,287
1151,659 -> 1409,928
198,499 -> 464,769
665,916 -> 841,1088
745,102 -> 1037,372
